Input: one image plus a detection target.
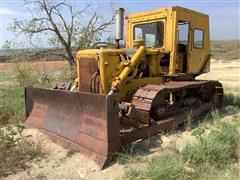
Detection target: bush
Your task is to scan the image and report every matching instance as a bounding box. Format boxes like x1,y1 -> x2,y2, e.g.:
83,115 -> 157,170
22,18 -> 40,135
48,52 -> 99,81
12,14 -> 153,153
13,61 -> 52,87
13,62 -> 34,86
224,92 -> 240,107
0,125 -> 43,177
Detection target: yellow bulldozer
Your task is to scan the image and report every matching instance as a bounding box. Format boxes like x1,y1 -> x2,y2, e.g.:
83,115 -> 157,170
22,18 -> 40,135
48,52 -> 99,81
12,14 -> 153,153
25,6 -> 223,169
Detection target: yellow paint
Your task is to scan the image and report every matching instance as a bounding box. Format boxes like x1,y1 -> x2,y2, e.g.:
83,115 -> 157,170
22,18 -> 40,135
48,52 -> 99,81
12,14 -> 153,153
111,46 -> 145,91
76,6 -> 211,100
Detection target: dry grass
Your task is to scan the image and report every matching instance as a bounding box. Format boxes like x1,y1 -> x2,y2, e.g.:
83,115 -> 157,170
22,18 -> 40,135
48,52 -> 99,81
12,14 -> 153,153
0,60 -> 68,71
0,60 -> 69,89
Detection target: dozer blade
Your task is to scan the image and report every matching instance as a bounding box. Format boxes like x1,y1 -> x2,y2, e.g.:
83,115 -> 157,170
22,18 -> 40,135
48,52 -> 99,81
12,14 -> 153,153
24,87 -> 121,169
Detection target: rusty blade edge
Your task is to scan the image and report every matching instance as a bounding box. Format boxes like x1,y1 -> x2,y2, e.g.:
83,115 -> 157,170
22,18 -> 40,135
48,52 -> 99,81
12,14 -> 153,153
26,126 -> 110,170
24,121 -> 121,156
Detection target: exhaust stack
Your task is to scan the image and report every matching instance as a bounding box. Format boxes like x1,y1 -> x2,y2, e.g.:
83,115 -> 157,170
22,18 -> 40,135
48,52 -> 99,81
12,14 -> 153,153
115,8 -> 125,48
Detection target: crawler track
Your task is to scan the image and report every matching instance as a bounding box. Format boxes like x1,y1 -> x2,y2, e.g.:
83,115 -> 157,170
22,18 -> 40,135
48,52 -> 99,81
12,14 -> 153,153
120,80 -> 223,144
121,80 -> 223,127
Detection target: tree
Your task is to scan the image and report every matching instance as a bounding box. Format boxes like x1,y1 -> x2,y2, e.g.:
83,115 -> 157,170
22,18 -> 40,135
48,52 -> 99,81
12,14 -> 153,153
9,0 -> 114,66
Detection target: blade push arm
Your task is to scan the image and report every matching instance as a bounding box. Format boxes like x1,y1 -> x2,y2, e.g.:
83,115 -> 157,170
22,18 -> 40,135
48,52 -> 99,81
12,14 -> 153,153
110,46 -> 146,92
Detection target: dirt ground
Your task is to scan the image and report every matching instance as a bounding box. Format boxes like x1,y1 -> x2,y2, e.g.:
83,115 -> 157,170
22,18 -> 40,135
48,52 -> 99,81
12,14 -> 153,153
6,114 -> 239,180
5,129 -> 125,180
5,126 -> 201,180
2,58 -> 239,180
198,59 -> 240,90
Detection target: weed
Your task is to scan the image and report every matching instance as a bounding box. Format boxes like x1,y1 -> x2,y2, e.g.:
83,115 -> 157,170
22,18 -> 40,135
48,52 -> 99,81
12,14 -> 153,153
123,168 -> 143,180
0,125 -> 43,177
13,62 -> 35,86
184,111 -> 193,131
116,136 -> 162,165
124,120 -> 240,180
0,86 -> 25,125
224,92 -> 240,107
66,149 -> 78,157
227,165 -> 240,180
210,109 -> 221,119
146,153 -> 194,180
181,122 -> 239,168
167,140 -> 179,154
223,105 -> 240,116
191,127 -> 205,142
124,152 -> 195,180
115,144 -> 142,165
12,61 -> 53,87
0,63 -> 54,125
210,109 -> 221,123
54,65 -> 75,83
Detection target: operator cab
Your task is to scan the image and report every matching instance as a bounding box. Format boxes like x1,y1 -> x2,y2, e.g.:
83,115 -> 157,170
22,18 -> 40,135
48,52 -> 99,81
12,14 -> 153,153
126,6 -> 210,75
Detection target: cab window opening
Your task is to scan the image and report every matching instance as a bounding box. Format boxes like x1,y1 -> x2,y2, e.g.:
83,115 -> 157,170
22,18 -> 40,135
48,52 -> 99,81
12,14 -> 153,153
193,29 -> 204,49
134,21 -> 164,47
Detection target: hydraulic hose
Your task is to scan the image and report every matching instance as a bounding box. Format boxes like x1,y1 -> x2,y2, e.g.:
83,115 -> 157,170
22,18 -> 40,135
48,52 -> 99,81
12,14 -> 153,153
90,69 -> 100,93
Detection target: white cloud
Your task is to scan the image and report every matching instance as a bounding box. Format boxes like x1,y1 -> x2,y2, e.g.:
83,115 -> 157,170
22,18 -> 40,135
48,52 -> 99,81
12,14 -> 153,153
0,7 -> 16,15
0,7 -> 29,16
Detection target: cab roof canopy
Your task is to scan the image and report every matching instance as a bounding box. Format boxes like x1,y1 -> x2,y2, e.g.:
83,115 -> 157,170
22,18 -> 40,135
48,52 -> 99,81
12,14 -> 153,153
126,6 -> 209,19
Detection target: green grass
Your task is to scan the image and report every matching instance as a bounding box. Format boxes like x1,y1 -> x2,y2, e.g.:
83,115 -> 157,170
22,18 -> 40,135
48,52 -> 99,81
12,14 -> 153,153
181,122 -> 239,167
115,143 -> 145,165
146,153 -> 195,180
0,86 -> 25,125
123,90 -> 240,180
184,111 -> 193,131
0,62 -> 70,177
0,82 -> 55,126
0,61 -> 67,125
224,92 -> 240,107
0,70 -> 16,82
0,125 -> 43,177
124,119 -> 240,180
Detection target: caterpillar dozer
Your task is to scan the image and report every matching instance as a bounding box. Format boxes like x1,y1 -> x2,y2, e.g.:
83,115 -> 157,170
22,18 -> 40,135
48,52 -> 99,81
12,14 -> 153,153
25,6 -> 223,169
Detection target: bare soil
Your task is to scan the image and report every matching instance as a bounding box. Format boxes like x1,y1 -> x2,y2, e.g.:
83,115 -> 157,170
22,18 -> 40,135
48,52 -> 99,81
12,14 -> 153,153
5,129 -> 125,180
197,59 -> 240,91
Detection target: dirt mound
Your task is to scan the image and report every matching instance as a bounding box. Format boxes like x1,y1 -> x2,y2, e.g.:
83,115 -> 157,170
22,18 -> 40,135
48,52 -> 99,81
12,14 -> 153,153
211,40 -> 240,60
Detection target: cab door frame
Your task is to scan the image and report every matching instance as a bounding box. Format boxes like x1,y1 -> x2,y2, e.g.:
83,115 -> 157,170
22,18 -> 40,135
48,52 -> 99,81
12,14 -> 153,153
187,15 -> 211,74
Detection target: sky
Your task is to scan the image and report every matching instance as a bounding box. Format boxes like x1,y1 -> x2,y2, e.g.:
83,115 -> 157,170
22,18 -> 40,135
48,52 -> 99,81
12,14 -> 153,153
0,0 -> 239,48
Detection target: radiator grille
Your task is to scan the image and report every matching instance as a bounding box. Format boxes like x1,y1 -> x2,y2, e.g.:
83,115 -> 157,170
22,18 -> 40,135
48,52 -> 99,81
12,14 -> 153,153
79,58 -> 99,92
